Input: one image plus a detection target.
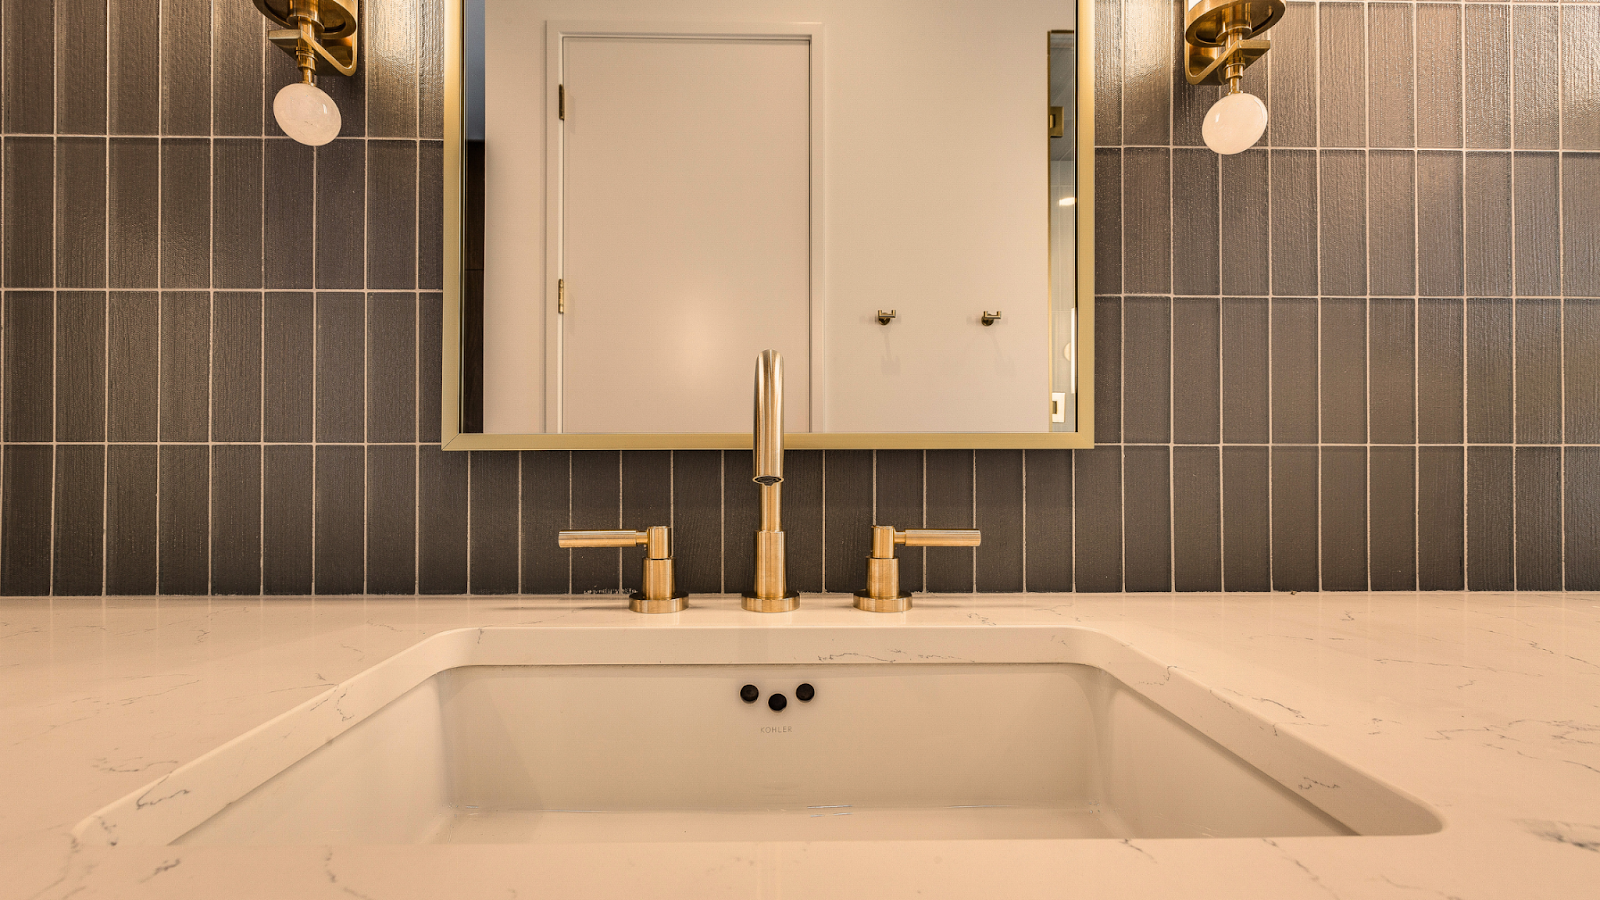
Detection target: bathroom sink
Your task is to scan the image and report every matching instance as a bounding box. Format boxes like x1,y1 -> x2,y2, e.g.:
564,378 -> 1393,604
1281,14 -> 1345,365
75,622 -> 1439,846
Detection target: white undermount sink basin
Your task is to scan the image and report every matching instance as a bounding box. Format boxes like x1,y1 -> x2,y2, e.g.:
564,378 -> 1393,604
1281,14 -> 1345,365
76,622 -> 1440,846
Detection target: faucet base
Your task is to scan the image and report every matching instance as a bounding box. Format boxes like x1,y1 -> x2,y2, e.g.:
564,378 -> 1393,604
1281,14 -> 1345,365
740,592 -> 800,613
629,592 -> 688,614
854,591 -> 913,613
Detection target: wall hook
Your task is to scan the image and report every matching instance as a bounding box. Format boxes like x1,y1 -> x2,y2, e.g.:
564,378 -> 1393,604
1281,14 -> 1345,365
981,310 -> 1002,326
877,310 -> 896,325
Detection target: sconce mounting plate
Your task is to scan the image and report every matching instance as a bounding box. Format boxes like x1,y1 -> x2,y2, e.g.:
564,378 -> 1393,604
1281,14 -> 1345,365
1184,0 -> 1284,86
256,0 -> 359,77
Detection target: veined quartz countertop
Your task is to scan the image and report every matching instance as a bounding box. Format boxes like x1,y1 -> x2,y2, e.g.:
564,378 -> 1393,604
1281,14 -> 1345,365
2,592 -> 1597,899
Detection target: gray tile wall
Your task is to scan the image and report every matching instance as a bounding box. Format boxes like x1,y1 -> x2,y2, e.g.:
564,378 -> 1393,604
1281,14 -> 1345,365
1,0 -> 1597,596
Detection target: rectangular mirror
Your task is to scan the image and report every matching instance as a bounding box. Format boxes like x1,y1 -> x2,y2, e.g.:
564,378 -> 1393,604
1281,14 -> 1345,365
441,0 -> 1094,449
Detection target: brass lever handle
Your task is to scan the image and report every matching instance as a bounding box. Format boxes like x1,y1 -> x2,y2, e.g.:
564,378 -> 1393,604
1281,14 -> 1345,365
557,525 -> 685,613
856,525 -> 982,613
898,529 -> 983,548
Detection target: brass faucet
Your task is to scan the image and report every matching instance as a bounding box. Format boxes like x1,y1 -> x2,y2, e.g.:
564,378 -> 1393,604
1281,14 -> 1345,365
743,350 -> 799,612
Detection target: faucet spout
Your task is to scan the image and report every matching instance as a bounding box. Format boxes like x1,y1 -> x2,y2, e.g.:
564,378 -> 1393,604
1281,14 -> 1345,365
745,350 -> 798,611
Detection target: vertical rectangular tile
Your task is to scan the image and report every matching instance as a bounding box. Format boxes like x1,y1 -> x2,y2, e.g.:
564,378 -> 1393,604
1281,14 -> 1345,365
875,449 -> 925,593
109,138 -> 159,288
262,444 -> 312,594
315,292 -> 365,443
264,292 -> 314,441
1568,300 -> 1600,443
1515,448 -> 1562,591
58,0 -> 108,134
1073,447 -> 1122,592
1370,446 -> 1417,591
159,0 -> 210,133
57,291 -> 107,442
214,139 -> 264,288
569,451 -> 621,593
1512,6 -> 1560,151
367,445 -> 417,594
1417,297 -> 1464,444
1172,447 -> 1221,592
1320,447 -> 1368,591
469,451 -> 521,594
368,293 -> 417,442
1464,4 -> 1511,150
1222,446 -> 1270,592
1567,448 -> 1600,591
157,445 -> 208,594
1566,8 -> 1600,151
210,444 -> 261,595
1271,447 -> 1319,591
159,292 -> 210,442
1095,150 -> 1122,296
1417,446 -> 1465,590
1467,298 -> 1513,444
1024,449 -> 1072,592
618,450 -> 670,597
1172,149 -> 1219,295
1320,150 -> 1367,296
1219,150 -> 1269,296
1514,153 -> 1561,298
212,292 -> 262,443
824,450 -> 874,594
1272,297 -> 1319,443
1122,0 -> 1172,146
1173,297 -> 1220,444
925,450 -> 975,593
420,0 -> 446,139
1,447 -> 52,595
1094,296 -> 1122,442
1415,4 -> 1463,150
1467,447 -> 1515,591
4,292 -> 53,442
1417,151 -> 1464,297
2,0 -> 54,133
1267,3 -> 1316,148
1319,3 -> 1366,147
1516,298 -> 1561,445
315,141 -> 366,290
4,138 -> 53,287
108,0 -> 158,134
1222,297 -> 1269,443
108,292 -> 158,441
53,445 -> 106,595
366,0 -> 421,137
313,446 -> 364,594
1369,151 -> 1416,296
213,0 -> 264,136
368,141 -> 419,289
670,450 -> 720,595
159,139 -> 210,288
265,140 -> 315,289
784,450 -> 825,594
1370,297 -> 1416,445
1123,149 -> 1171,296
519,451 -> 569,594
1566,154 -> 1600,297
419,142 -> 445,290
1368,3 -> 1414,148
1321,297 -> 1367,444
56,137 -> 108,287
1271,151 -> 1318,296
721,451 -> 759,596
975,450 -> 1024,593
1173,0 -> 1221,148
1122,447 -> 1170,592
1122,296 -> 1171,443
419,293 -> 443,442
418,446 -> 468,594
1094,0 -> 1122,145
105,446 -> 157,594
1464,153 -> 1512,298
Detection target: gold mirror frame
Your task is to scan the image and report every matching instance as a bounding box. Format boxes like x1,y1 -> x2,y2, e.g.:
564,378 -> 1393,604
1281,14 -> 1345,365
439,0 -> 1094,450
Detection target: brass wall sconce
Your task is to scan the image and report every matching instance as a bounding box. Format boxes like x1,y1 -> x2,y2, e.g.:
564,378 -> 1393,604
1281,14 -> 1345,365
1184,0 -> 1284,154
255,0 -> 360,146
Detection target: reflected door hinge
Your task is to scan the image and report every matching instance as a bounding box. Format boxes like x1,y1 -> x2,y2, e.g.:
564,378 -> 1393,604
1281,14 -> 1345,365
1048,106 -> 1064,138
558,84 -> 565,120
558,278 -> 566,313
1051,392 -> 1066,423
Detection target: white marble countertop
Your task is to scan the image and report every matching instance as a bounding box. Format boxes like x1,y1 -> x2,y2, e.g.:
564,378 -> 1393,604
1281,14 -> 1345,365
2,592 -> 1598,899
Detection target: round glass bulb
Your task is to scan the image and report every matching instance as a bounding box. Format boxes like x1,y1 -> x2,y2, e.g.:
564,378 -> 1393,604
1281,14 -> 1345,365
1202,91 -> 1268,155
274,82 -> 342,147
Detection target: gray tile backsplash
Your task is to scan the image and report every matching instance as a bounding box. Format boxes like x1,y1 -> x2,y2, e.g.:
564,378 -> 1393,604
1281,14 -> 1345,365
1,0 -> 1598,596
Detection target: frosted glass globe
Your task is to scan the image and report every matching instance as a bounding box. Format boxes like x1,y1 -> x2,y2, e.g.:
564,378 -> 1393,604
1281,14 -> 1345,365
1202,91 -> 1268,155
274,82 -> 342,147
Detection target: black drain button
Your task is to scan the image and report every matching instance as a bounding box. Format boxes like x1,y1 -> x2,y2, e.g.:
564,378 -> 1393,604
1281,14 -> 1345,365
768,693 -> 788,711
796,683 -> 815,702
740,684 -> 760,703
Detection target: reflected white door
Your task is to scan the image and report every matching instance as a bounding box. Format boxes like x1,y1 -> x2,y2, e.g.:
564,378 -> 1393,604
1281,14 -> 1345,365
560,36 -> 812,433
